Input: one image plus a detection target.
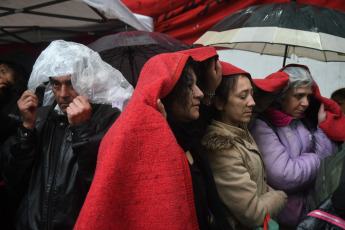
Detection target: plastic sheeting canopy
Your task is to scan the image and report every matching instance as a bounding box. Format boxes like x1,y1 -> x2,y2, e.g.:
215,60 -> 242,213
28,40 -> 134,110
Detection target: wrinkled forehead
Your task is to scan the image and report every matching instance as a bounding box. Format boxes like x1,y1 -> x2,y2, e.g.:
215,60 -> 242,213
49,75 -> 73,85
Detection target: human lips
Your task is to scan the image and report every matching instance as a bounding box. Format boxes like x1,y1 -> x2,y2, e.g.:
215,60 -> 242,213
244,110 -> 252,115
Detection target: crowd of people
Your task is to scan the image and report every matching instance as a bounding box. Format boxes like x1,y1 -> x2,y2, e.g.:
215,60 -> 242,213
0,40 -> 345,230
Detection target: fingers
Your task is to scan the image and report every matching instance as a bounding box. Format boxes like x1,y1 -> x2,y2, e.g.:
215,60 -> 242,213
18,91 -> 39,111
157,99 -> 167,120
66,96 -> 92,126
319,103 -> 325,112
18,91 -> 39,130
67,96 -> 91,115
318,103 -> 326,124
215,60 -> 222,76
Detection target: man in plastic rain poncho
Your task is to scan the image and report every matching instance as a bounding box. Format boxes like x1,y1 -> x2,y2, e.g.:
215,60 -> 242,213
1,40 -> 133,230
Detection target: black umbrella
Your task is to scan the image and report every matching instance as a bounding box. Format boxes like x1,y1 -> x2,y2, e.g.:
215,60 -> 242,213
195,2 -> 345,66
88,30 -> 189,87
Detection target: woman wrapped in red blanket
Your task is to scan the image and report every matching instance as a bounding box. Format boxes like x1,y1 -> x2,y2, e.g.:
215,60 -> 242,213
74,47 -> 232,230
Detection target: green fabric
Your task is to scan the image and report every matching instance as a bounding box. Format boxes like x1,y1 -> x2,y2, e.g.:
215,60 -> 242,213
253,218 -> 279,230
307,143 -> 345,211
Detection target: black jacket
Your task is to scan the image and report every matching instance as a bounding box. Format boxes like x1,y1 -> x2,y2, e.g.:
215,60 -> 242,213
168,103 -> 232,230
1,103 -> 120,230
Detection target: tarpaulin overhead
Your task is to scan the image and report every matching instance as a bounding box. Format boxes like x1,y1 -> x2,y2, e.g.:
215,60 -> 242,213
0,0 -> 153,45
121,0 -> 345,45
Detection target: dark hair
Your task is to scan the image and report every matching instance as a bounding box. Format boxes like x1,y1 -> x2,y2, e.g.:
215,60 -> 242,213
331,88 -> 345,100
0,62 -> 28,99
216,74 -> 252,103
161,57 -> 199,116
214,74 -> 252,119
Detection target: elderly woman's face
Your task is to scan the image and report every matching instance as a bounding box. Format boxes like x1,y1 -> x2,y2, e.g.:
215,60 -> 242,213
0,63 -> 15,94
282,84 -> 313,117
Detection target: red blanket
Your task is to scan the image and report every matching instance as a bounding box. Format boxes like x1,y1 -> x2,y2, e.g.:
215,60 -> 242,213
74,48 -> 217,229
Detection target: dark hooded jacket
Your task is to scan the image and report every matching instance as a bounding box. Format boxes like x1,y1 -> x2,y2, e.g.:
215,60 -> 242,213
1,102 -> 120,230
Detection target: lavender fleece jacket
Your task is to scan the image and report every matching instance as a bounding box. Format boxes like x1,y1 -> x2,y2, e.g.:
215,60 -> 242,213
249,118 -> 338,228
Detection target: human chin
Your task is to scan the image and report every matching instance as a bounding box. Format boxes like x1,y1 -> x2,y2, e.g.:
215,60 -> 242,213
58,103 -> 69,113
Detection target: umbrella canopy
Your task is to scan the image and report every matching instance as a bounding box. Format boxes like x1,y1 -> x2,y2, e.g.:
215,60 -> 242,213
195,2 -> 345,65
88,30 -> 189,87
0,0 -> 153,45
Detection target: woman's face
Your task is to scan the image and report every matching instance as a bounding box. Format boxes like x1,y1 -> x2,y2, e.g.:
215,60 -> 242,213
217,75 -> 255,127
0,63 -> 15,94
170,69 -> 204,123
281,85 -> 313,117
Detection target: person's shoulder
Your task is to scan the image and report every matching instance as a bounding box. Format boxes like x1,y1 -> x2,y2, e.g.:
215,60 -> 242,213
91,104 -> 121,114
202,122 -> 236,151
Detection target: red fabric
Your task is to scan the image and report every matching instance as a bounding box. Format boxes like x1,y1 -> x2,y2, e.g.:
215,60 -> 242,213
180,46 -> 218,61
121,0 -> 345,45
263,107 -> 293,127
277,64 -> 345,141
74,48 -> 217,229
253,72 -> 290,92
220,61 -> 250,77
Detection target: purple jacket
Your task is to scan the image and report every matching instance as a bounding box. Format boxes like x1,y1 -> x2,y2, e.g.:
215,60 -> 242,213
249,118 -> 338,228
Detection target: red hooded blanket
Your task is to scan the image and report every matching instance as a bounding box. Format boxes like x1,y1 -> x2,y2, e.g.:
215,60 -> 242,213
253,64 -> 345,142
74,48 -> 218,229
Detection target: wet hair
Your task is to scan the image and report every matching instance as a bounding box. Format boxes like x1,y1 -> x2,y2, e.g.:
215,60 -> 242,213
277,66 -> 314,103
331,88 -> 345,100
161,57 -> 199,115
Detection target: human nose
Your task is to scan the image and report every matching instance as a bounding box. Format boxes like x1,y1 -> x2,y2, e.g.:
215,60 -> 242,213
60,84 -> 69,98
248,95 -> 256,107
301,96 -> 309,107
194,85 -> 204,100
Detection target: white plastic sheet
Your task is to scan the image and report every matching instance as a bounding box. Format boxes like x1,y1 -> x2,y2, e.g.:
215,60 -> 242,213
28,40 -> 134,110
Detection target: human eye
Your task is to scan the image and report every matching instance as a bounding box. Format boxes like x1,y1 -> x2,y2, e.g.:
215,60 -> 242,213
51,80 -> 61,88
294,94 -> 302,99
239,93 -> 247,100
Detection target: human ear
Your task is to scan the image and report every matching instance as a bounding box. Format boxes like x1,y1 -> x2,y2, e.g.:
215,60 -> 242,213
214,96 -> 224,111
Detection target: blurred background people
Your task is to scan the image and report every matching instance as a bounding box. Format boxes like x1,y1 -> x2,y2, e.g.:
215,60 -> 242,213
0,50 -> 34,144
202,62 -> 287,229
331,87 -> 345,115
0,50 -> 34,229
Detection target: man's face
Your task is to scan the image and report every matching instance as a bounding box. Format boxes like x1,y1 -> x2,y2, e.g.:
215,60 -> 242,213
0,63 -> 15,95
50,75 -> 79,113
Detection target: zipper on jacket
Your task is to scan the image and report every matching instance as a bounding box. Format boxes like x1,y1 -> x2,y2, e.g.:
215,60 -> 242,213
42,119 -> 67,230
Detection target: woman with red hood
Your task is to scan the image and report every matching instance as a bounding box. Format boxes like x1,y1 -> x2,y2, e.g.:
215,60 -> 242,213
201,62 -> 287,229
249,64 -> 345,229
74,47 -> 231,229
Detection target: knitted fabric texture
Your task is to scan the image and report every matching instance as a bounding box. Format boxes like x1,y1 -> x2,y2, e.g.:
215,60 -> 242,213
263,106 -> 293,127
180,46 -> 218,61
220,61 -> 250,77
74,48 -> 217,230
253,72 -> 290,92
